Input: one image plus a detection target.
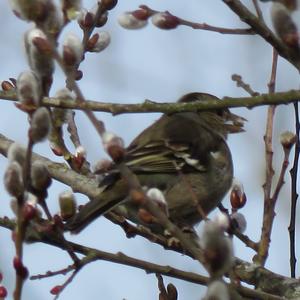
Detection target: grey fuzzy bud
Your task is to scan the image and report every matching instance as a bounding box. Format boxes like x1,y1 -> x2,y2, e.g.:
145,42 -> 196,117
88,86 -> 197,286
118,12 -> 147,29
63,33 -> 83,66
230,212 -> 247,233
4,162 -> 24,197
204,280 -> 229,300
7,143 -> 26,166
271,2 -> 299,47
30,107 -> 51,142
31,161 -> 52,191
24,27 -> 54,78
17,71 -> 41,106
201,221 -> 233,277
87,32 -> 110,53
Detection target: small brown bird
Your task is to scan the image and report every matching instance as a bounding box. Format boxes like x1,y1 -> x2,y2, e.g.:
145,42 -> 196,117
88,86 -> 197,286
66,93 -> 244,233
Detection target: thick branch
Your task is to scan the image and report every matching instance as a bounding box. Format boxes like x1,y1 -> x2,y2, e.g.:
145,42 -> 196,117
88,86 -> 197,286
222,0 -> 300,70
1,90 -> 300,114
0,217 -> 288,300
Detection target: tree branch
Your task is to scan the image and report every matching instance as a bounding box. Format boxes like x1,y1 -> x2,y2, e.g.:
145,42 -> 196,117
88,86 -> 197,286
222,0 -> 300,70
1,90 -> 300,114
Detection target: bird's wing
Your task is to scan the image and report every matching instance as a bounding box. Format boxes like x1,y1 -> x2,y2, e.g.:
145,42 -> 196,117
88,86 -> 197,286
123,113 -> 224,173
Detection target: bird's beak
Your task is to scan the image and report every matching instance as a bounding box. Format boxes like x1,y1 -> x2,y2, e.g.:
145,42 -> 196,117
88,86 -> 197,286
225,111 -> 246,133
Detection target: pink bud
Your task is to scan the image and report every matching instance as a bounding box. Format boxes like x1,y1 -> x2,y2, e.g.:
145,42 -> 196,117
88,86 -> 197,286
50,285 -> 63,295
118,12 -> 147,29
151,12 -> 180,30
0,285 -> 7,298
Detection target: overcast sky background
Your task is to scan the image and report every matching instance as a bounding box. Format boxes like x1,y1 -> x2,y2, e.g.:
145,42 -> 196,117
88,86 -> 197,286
0,1 -> 299,299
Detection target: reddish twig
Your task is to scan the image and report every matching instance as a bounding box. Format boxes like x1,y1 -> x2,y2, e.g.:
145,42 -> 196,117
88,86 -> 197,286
257,49 -> 278,266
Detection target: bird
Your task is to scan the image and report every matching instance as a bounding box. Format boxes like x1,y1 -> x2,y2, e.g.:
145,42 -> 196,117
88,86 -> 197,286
65,93 -> 244,233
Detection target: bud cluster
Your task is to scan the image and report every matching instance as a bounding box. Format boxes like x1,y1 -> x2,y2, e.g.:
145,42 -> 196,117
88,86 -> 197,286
118,6 -> 180,30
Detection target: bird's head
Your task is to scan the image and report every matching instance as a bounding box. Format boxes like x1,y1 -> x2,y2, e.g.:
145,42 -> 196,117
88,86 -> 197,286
178,92 -> 245,137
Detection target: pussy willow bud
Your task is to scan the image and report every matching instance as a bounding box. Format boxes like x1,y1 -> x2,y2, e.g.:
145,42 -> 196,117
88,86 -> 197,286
151,12 -> 180,30
213,212 -> 230,232
102,131 -> 125,162
30,107 -> 51,142
9,0 -> 48,22
59,191 -> 77,220
230,212 -> 247,233
118,12 -> 148,29
62,0 -> 82,20
146,188 -> 168,216
7,143 -> 26,166
39,2 -> 63,37
31,161 -> 52,191
24,27 -> 54,78
271,2 -> 299,47
280,131 -> 297,149
204,280 -> 229,300
78,9 -> 94,29
17,71 -> 41,107
52,88 -> 73,126
201,221 -> 233,277
1,80 -> 15,91
63,33 -> 83,66
4,162 -> 24,197
93,159 -> 113,173
90,5 -> 108,27
86,32 -> 110,53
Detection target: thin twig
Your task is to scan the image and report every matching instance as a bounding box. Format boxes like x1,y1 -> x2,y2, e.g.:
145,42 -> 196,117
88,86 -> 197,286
231,74 -> 260,96
140,5 -> 254,35
257,49 -> 278,266
288,102 -> 300,277
252,0 -> 263,20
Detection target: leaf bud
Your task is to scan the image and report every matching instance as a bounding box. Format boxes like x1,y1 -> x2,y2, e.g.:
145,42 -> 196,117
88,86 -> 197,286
280,131 -> 297,149
59,191 -> 77,220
